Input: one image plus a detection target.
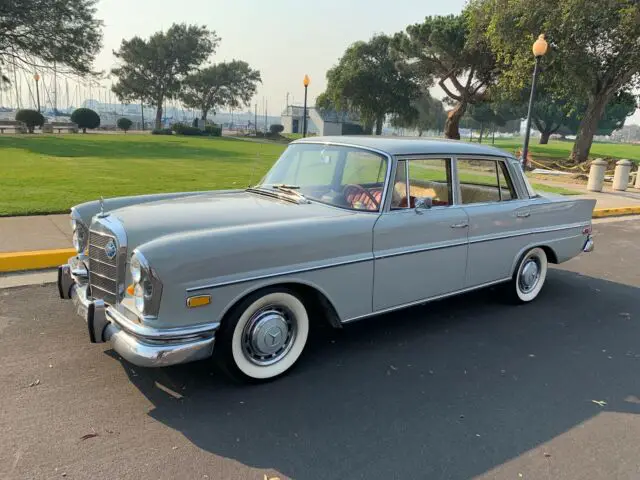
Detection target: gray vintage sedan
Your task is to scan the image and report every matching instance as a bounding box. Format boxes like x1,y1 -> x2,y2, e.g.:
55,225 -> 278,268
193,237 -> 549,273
58,136 -> 595,382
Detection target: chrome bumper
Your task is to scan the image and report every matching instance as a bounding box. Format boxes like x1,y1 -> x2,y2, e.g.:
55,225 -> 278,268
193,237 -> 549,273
58,258 -> 217,368
583,234 -> 594,253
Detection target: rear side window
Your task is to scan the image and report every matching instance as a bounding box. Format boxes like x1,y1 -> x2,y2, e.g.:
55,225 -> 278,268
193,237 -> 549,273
457,159 -> 516,204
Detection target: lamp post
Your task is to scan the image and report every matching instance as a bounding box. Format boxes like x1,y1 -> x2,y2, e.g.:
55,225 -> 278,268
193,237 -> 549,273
521,34 -> 548,171
33,73 -> 41,112
302,74 -> 310,137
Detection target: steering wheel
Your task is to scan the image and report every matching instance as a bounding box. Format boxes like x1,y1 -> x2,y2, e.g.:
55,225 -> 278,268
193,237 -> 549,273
342,184 -> 380,211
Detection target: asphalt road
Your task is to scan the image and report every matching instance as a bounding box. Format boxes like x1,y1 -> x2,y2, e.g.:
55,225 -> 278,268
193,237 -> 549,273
1,218 -> 640,480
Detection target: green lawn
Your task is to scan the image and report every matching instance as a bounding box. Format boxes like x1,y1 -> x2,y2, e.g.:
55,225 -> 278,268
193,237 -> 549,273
0,134 -> 586,216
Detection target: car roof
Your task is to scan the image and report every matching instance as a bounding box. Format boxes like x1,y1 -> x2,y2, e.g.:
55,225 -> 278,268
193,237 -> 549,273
291,135 -> 514,158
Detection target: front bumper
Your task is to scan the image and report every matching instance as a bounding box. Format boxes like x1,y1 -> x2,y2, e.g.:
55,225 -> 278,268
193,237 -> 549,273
58,258 -> 217,368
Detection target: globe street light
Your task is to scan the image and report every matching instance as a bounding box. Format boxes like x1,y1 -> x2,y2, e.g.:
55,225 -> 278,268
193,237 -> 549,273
33,73 -> 41,113
302,74 -> 310,137
521,34 -> 549,171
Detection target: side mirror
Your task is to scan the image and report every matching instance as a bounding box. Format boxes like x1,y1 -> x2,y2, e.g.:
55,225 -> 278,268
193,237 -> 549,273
414,197 -> 432,213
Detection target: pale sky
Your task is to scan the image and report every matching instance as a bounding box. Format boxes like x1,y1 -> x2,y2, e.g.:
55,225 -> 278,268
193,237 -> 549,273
94,0 -> 640,124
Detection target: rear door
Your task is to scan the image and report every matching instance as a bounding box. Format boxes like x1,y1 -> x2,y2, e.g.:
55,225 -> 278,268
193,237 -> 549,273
372,157 -> 469,311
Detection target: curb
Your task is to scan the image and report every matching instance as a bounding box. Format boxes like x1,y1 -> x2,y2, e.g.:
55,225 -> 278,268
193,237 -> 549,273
592,206 -> 640,218
1,208 -> 639,273
0,248 -> 75,273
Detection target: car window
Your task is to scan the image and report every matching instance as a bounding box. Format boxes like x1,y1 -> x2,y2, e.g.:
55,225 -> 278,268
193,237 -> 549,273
257,143 -> 388,212
391,158 -> 452,209
457,158 -> 515,204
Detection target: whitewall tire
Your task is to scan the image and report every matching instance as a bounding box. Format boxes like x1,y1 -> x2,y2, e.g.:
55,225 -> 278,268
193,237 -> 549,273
507,247 -> 548,304
215,288 -> 309,382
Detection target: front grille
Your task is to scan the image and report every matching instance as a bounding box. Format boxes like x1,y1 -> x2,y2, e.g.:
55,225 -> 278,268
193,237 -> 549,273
88,230 -> 119,305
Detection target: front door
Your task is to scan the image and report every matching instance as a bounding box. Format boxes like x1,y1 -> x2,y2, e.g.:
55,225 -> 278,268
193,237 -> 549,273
373,157 -> 469,311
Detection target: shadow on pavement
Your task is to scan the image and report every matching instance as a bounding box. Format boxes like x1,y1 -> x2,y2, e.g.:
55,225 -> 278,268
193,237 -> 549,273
109,268 -> 640,480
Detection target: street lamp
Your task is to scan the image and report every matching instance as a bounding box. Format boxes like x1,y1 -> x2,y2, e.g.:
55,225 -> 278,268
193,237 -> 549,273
302,74 -> 310,137
33,73 -> 41,113
521,34 -> 548,171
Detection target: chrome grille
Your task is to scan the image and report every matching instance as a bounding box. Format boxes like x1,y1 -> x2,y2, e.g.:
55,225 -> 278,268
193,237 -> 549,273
88,230 -> 118,305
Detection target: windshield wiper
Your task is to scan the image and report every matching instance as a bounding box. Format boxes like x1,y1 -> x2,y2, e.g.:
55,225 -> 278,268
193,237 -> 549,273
271,184 -> 308,201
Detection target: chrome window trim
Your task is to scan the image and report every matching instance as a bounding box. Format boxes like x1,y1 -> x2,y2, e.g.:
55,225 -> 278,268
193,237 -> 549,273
342,277 -> 512,324
273,140 -> 394,214
185,221 -> 589,293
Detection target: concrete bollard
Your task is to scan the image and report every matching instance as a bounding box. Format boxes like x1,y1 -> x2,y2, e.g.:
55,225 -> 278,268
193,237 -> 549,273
612,159 -> 633,191
635,166 -> 640,190
587,158 -> 608,192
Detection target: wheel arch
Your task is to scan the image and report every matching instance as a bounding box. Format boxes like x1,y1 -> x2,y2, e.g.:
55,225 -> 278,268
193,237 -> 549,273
218,279 -> 343,330
510,243 -> 558,277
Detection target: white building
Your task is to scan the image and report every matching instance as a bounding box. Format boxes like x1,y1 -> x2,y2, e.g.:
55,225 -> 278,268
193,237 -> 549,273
281,105 -> 363,136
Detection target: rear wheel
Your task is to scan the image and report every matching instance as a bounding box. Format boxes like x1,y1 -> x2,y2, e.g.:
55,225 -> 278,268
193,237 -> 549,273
214,288 -> 309,383
505,247 -> 548,304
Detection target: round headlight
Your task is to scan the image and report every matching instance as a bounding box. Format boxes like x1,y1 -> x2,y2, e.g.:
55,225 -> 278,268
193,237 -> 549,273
130,256 -> 142,283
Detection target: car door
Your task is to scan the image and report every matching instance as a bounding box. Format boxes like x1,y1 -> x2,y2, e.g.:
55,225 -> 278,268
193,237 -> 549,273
372,157 -> 469,311
457,155 -> 533,287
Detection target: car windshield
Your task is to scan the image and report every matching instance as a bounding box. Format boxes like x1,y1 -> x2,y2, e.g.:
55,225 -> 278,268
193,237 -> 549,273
254,143 -> 389,212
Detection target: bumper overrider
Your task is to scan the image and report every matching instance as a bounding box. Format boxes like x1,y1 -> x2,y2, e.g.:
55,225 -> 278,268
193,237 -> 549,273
58,256 -> 218,368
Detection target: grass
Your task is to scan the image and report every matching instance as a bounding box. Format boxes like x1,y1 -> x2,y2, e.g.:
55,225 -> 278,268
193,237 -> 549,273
0,134 -> 589,216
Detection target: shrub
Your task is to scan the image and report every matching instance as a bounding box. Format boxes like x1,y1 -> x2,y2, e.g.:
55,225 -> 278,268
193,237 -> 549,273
171,122 -> 202,135
204,125 -> 222,136
341,123 -> 367,135
70,108 -> 100,133
117,117 -> 133,133
15,109 -> 44,133
151,128 -> 173,135
269,124 -> 284,134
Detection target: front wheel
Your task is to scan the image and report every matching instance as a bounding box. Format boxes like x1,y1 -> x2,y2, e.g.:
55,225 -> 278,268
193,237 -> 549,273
214,288 -> 310,383
505,247 -> 548,304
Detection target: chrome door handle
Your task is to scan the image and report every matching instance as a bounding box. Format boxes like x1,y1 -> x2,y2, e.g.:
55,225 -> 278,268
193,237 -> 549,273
516,210 -> 531,218
450,222 -> 469,228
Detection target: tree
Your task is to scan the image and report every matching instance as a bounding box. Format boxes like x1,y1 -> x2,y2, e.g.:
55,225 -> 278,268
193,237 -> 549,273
111,23 -> 218,129
392,13 -> 498,140
321,34 -> 420,135
0,0 -> 102,78
71,108 -> 100,133
117,117 -> 133,133
469,0 -> 640,163
15,109 -> 44,133
269,124 -> 284,134
391,91 -> 447,135
180,60 -> 261,123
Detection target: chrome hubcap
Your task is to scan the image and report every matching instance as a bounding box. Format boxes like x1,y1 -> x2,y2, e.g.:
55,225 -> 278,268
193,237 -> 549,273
519,258 -> 540,293
242,306 -> 296,366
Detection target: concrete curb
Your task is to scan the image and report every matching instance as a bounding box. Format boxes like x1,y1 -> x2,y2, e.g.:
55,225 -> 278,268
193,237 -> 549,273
0,208 -> 638,273
0,248 -> 75,273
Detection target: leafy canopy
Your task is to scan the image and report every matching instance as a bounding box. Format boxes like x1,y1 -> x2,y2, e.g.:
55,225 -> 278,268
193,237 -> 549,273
321,34 -> 420,134
71,108 -> 100,131
180,60 -> 261,121
117,117 -> 133,132
15,109 -> 44,132
0,0 -> 103,77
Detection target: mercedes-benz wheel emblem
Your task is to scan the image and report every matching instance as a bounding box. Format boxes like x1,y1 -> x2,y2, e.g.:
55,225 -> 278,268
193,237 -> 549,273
104,239 -> 117,259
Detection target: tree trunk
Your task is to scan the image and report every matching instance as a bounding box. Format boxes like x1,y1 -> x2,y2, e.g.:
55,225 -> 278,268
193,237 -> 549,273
478,122 -> 484,143
570,93 -> 610,164
375,116 -> 384,136
155,100 -> 163,130
539,131 -> 551,144
82,127 -> 86,134
444,101 -> 466,140
492,130 -> 495,145
201,110 -> 208,123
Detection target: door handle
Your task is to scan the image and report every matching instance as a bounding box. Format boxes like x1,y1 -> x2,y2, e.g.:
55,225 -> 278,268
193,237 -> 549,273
516,210 -> 531,218
450,222 -> 469,228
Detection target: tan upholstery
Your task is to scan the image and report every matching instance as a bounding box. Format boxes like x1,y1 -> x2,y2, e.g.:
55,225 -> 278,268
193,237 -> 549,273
459,184 -> 500,204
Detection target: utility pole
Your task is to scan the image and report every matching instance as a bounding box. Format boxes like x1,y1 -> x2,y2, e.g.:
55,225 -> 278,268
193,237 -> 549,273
140,100 -> 145,131
254,103 -> 258,135
265,99 -> 268,132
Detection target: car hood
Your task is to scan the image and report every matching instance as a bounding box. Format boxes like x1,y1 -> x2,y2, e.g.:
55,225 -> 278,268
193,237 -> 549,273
104,190 -> 349,251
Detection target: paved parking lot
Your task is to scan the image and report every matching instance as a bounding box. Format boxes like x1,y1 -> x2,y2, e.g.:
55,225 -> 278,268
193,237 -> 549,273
1,218 -> 640,480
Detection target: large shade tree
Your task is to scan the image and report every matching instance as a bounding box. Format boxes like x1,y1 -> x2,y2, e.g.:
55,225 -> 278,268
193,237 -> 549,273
390,91 -> 447,136
0,0 -> 103,83
469,0 -> 640,163
392,13 -> 498,140
111,23 -> 218,129
320,34 -> 420,135
180,60 -> 261,123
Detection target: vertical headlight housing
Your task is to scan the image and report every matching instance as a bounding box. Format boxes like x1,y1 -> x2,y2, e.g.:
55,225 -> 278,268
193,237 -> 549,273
129,250 -> 163,318
70,209 -> 88,254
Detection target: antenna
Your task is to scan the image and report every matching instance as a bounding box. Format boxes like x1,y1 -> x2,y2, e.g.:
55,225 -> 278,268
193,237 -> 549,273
248,150 -> 261,188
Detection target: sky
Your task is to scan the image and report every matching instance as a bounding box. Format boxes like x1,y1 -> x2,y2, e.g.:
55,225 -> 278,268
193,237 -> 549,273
93,0 -> 640,124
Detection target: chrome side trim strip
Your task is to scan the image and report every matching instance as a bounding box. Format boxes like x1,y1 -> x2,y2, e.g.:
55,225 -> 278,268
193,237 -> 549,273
468,221 -> 588,245
186,255 -> 373,292
342,277 -> 511,324
375,239 -> 467,260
